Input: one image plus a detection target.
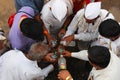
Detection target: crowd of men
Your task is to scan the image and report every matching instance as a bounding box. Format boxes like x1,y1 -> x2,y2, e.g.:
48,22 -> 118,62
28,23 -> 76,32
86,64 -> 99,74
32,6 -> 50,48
0,0 -> 120,80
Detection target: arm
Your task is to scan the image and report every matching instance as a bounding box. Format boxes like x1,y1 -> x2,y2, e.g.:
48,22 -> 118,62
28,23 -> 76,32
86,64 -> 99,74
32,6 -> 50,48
41,64 -> 54,77
74,30 -> 99,41
62,50 -> 89,61
64,10 -> 84,37
71,50 -> 89,61
58,15 -> 74,38
25,64 -> 54,80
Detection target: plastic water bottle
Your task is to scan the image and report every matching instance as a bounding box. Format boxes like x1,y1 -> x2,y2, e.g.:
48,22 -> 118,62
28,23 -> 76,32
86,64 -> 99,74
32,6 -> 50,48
58,55 -> 67,70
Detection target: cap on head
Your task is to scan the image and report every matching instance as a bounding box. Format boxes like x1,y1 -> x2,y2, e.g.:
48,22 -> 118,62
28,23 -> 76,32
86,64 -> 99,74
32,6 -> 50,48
20,18 -> 44,41
51,0 -> 67,22
85,2 -> 101,20
99,19 -> 120,38
0,28 -> 6,40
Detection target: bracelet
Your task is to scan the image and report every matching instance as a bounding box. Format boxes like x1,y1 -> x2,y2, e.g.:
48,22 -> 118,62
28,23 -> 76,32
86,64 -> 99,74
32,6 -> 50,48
66,76 -> 73,80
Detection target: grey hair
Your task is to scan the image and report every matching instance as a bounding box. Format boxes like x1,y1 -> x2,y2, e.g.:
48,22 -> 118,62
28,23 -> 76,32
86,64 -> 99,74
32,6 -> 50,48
28,42 -> 50,61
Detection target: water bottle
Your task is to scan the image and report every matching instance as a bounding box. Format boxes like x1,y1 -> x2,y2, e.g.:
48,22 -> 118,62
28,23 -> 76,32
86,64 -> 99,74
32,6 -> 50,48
58,55 -> 67,70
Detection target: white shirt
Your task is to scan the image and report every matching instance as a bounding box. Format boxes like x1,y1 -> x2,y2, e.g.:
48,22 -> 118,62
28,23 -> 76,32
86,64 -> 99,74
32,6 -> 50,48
0,49 -> 53,80
111,37 -> 120,57
64,9 -> 114,41
93,35 -> 120,57
41,0 -> 73,37
71,50 -> 120,80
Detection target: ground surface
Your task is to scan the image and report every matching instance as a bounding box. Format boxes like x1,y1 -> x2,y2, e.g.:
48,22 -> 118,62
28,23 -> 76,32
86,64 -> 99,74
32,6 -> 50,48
0,0 -> 120,80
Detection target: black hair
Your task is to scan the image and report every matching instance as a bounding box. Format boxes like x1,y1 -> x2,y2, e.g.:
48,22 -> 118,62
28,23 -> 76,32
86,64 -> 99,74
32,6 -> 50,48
88,46 -> 110,68
20,18 -> 44,41
99,19 -> 120,38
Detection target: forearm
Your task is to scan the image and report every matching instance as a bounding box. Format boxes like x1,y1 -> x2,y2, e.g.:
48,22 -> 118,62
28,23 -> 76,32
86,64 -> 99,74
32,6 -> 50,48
74,32 -> 98,41
64,13 -> 80,37
71,50 -> 89,61
42,64 -> 54,77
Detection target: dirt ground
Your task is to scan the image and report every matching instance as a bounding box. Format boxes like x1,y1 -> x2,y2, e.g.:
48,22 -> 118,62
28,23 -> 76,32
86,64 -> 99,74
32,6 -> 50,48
0,0 -> 120,80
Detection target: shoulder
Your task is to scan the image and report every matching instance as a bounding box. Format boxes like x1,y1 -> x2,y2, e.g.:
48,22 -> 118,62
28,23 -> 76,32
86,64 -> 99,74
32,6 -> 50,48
100,9 -> 110,16
100,9 -> 114,20
76,9 -> 85,16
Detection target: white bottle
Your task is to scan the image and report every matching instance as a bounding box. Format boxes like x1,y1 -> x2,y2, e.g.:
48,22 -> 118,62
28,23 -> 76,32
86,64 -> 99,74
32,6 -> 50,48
58,55 -> 67,70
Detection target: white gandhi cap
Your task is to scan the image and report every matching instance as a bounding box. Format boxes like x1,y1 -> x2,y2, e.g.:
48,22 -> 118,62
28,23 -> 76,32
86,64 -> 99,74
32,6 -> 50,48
85,2 -> 101,20
51,0 -> 67,22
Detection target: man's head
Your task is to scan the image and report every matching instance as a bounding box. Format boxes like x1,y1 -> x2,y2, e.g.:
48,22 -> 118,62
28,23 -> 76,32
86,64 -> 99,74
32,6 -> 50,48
84,2 -> 101,23
88,46 -> 110,69
51,0 -> 67,22
28,42 -> 50,62
20,18 -> 44,41
99,19 -> 120,41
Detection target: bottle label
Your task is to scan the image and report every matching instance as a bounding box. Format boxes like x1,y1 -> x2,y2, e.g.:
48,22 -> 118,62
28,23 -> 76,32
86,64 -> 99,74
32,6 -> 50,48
59,63 -> 66,70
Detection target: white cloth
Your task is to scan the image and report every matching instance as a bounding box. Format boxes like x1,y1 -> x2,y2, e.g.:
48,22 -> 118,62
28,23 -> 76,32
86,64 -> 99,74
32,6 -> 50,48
41,0 -> 73,37
0,49 -> 54,80
92,35 -> 120,57
71,50 -> 89,61
111,37 -> 120,57
64,9 -> 114,41
91,35 -> 111,48
85,2 -> 101,20
71,50 -> 120,80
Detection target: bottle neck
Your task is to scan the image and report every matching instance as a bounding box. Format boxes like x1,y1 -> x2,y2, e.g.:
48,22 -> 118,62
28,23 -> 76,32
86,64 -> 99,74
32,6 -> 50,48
60,54 -> 63,57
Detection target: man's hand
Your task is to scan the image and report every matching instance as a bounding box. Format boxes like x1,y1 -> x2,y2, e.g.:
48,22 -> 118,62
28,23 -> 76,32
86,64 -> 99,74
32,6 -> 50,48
62,50 -> 71,57
58,29 -> 66,39
45,32 -> 57,47
61,35 -> 74,46
58,70 -> 73,80
44,53 -> 57,63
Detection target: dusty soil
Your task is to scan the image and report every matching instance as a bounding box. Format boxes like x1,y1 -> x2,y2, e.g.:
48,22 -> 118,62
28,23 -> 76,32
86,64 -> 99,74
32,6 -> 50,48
0,0 -> 15,35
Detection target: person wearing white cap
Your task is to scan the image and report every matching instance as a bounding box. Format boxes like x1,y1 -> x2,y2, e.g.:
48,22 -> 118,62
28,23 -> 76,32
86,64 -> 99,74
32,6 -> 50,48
41,0 -> 73,46
61,2 -> 114,50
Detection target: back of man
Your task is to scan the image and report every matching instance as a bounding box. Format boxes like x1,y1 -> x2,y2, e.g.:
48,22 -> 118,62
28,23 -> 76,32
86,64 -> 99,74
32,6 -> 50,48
0,50 -> 43,80
88,52 -> 120,80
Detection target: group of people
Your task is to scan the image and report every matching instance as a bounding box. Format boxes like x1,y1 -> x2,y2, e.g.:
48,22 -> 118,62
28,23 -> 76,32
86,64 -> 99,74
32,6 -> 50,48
0,0 -> 120,80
